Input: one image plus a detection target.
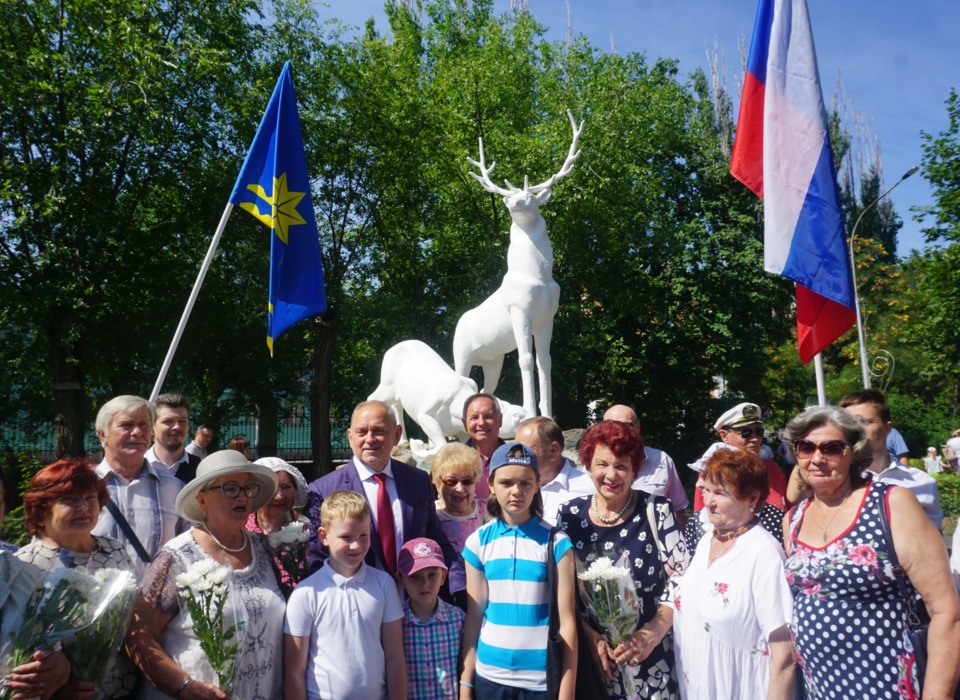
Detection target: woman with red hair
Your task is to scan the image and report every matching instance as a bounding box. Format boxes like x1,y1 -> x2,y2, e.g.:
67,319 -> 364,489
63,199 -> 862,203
557,420 -> 689,699
15,459 -> 138,698
16,459 -> 132,573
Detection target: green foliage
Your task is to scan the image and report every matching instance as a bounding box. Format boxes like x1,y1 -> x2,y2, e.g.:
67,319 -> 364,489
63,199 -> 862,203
934,473 -> 960,518
918,89 -> 960,244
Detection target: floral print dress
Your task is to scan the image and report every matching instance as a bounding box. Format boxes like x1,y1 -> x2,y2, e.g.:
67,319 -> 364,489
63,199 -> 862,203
558,491 -> 688,700
786,482 -> 918,699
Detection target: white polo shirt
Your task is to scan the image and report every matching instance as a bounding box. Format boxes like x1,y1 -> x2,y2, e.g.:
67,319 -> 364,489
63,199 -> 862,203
632,445 -> 690,511
285,560 -> 403,700
873,462 -> 943,529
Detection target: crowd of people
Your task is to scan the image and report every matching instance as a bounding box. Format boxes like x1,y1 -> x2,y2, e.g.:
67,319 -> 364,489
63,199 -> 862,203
1,389 -> 959,699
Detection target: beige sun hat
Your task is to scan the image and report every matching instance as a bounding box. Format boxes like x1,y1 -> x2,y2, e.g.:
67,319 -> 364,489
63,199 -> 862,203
175,450 -> 279,524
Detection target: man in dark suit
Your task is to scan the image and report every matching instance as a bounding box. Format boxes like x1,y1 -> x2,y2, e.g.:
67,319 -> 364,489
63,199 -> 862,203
305,400 -> 465,598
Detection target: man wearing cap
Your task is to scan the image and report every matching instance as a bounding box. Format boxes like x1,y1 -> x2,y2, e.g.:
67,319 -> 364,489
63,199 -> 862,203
304,400 -> 465,599
91,395 -> 186,575
604,404 -> 689,523
514,416 -> 594,525
145,393 -> 202,483
693,402 -> 788,511
924,447 -> 945,474
462,393 -> 505,502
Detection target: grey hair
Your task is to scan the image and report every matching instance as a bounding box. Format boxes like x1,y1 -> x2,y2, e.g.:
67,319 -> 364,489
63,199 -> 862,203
781,405 -> 873,485
96,395 -> 154,436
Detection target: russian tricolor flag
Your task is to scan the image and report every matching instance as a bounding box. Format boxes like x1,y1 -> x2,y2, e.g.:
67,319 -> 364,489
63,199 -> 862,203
730,0 -> 856,364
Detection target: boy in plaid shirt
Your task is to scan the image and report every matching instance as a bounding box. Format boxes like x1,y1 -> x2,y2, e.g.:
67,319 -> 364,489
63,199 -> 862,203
397,537 -> 465,699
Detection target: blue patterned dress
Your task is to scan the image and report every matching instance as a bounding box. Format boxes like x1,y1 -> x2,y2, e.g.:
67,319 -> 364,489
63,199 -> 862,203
786,482 -> 918,699
558,491 -> 688,700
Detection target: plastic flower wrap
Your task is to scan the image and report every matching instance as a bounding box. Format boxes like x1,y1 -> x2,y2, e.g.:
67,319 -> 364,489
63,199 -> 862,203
267,519 -> 309,592
69,568 -> 138,689
0,568 -> 92,699
175,560 -> 241,695
577,550 -> 641,699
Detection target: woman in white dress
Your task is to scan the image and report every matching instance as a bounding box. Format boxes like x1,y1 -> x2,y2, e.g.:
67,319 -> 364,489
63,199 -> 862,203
672,447 -> 795,699
125,450 -> 284,699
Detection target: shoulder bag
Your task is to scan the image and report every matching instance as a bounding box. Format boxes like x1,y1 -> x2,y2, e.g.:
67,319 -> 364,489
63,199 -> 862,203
545,525 -> 565,699
878,487 -> 960,698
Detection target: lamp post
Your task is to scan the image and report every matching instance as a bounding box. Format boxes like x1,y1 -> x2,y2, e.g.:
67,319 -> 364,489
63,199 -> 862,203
849,166 -> 919,389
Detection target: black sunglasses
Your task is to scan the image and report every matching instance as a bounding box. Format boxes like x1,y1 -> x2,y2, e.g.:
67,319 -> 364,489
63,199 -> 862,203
728,426 -> 764,440
793,439 -> 850,459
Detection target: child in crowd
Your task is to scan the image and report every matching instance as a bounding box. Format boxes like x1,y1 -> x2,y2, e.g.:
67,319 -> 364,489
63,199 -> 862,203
397,537 -> 466,700
459,442 -> 578,700
284,490 -> 406,700
433,443 -> 486,553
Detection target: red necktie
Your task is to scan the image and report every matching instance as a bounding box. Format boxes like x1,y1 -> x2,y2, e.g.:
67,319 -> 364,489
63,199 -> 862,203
373,473 -> 397,576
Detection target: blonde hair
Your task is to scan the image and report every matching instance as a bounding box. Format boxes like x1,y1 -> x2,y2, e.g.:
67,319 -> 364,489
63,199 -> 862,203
320,490 -> 370,529
431,443 -> 482,490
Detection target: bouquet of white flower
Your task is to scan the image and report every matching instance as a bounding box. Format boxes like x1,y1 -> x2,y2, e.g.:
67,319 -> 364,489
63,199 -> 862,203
577,550 -> 641,699
175,560 -> 240,694
267,519 -> 309,591
0,569 -> 92,699
69,568 -> 138,689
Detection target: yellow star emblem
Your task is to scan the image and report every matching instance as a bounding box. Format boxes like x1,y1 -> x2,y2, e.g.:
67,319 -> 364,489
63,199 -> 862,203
239,172 -> 307,244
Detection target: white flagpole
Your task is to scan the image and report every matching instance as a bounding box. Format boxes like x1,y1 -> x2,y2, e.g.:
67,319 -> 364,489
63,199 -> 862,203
149,203 -> 235,401
813,352 -> 827,405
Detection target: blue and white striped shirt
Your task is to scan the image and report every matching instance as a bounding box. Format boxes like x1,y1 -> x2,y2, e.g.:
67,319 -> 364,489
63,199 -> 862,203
463,516 -> 572,691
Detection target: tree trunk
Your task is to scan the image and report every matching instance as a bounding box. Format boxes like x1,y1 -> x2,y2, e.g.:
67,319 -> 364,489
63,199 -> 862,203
50,315 -> 86,458
310,310 -> 337,478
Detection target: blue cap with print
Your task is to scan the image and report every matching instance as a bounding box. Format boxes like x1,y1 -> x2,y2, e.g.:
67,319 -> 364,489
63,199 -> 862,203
490,441 -> 539,475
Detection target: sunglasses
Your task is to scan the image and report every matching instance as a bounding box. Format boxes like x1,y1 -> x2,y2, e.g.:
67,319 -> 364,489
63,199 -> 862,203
793,439 -> 850,458
728,426 -> 764,440
440,476 -> 477,487
203,483 -> 262,499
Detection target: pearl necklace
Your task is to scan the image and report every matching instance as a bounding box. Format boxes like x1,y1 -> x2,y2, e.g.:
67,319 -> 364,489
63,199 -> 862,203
593,491 -> 634,525
201,523 -> 249,553
712,518 -> 756,543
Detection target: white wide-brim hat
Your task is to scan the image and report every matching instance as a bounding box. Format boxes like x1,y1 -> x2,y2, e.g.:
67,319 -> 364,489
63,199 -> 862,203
253,457 -> 309,508
176,450 -> 279,524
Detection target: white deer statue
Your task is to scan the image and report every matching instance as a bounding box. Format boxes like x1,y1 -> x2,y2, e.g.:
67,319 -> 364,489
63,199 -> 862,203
453,111 -> 583,418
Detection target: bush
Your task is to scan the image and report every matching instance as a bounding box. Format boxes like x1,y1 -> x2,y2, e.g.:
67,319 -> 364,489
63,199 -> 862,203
934,473 -> 960,518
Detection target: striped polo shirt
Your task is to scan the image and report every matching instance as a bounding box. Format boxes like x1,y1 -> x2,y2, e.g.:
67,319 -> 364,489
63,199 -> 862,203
462,516 -> 572,690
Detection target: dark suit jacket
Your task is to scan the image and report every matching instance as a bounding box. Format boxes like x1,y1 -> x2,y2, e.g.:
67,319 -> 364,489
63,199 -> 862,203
305,458 -> 465,593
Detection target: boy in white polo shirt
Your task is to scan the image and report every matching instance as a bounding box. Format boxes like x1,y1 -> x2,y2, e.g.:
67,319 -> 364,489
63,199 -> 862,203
284,490 -> 407,700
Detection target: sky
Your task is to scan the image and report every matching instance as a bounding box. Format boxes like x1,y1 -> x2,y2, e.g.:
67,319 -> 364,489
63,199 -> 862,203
320,0 -> 960,258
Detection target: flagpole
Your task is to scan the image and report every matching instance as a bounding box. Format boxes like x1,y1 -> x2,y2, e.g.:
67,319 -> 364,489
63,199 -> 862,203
813,352 -> 827,405
149,203 -> 235,402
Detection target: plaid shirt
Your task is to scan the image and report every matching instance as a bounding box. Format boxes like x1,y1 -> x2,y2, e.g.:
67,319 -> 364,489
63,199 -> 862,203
402,597 -> 465,700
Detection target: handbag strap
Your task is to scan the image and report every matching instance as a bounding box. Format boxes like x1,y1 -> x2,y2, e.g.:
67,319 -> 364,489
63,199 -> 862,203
646,497 -> 666,566
105,499 -> 152,563
546,525 -> 560,630
877,486 -> 925,625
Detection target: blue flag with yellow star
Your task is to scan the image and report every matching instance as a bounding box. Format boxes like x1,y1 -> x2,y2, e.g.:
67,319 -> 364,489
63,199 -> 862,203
229,61 -> 326,354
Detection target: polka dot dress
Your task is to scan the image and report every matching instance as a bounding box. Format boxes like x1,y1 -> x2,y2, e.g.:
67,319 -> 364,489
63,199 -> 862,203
786,482 -> 917,699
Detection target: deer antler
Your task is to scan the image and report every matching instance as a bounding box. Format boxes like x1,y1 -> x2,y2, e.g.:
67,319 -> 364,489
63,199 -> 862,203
467,138 -> 515,197
525,110 -> 584,193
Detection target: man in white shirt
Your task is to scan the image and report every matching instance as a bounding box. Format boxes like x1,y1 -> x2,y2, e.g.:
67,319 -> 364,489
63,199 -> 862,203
603,404 -> 689,523
91,395 -> 185,574
144,393 -> 201,483
514,416 -> 594,525
840,389 -> 943,529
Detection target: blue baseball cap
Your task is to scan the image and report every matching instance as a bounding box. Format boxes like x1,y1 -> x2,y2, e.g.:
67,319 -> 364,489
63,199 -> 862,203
490,441 -> 539,475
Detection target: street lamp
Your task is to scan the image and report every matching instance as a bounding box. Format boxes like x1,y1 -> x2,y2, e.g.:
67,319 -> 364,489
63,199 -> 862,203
849,166 -> 919,389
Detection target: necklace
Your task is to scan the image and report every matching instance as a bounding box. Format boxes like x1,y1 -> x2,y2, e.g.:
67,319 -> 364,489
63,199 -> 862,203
713,518 -> 756,543
814,490 -> 853,542
593,491 -> 634,525
201,522 -> 248,553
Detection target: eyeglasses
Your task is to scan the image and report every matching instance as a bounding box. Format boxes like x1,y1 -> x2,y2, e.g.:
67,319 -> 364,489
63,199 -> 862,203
728,426 -> 764,440
203,483 -> 262,499
440,476 -> 477,487
793,439 -> 850,458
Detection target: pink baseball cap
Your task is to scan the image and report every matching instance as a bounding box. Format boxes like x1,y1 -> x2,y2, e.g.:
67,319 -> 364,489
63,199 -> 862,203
398,537 -> 448,576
